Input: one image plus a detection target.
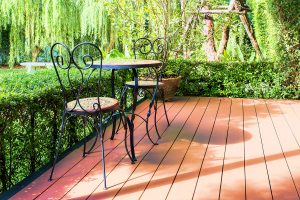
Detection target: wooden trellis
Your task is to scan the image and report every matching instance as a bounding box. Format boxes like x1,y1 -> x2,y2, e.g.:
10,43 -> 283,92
200,0 -> 262,60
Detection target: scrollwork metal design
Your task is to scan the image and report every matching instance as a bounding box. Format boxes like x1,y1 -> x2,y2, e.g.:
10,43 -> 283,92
50,42 -> 103,114
133,37 -> 167,81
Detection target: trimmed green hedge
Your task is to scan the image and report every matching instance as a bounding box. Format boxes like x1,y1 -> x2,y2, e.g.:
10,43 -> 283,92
1,60 -> 299,194
167,60 -> 299,99
0,68 -> 129,194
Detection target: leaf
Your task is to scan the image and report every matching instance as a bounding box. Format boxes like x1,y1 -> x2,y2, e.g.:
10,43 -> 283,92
248,52 -> 256,62
236,45 -> 245,62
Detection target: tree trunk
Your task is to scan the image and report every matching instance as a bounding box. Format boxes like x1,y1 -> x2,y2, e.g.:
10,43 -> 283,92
217,25 -> 230,60
234,0 -> 262,58
32,46 -> 41,62
238,14 -> 262,58
203,7 -> 217,61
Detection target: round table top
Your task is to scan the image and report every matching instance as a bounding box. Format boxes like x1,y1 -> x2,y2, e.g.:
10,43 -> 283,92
92,59 -> 162,69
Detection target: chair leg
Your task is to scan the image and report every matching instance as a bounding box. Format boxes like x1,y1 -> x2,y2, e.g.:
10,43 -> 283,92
126,117 -> 137,161
146,92 -> 158,145
122,113 -> 135,164
97,115 -> 107,190
110,85 -> 128,141
110,112 -> 117,140
154,95 -> 161,139
84,118 -> 98,154
116,113 -> 123,133
49,112 -> 66,181
161,89 -> 170,126
82,116 -> 87,157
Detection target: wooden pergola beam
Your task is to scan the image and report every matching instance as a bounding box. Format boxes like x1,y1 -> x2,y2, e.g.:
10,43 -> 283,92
228,0 -> 236,11
199,9 -> 246,14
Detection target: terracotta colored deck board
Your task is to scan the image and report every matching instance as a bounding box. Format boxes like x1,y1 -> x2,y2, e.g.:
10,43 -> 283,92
34,101 -> 164,200
266,100 -> 300,195
279,102 -> 300,145
61,99 -> 177,199
219,98 -> 246,200
112,97 -> 198,200
289,101 -> 300,121
84,97 -> 190,199
166,98 -> 221,200
243,99 -> 272,200
139,97 -> 210,200
254,100 -> 299,199
10,97 -> 300,200
86,97 -> 190,200
193,98 -> 232,200
10,100 -> 150,200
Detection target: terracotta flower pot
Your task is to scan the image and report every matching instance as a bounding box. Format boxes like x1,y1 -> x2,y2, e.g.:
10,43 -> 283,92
161,76 -> 181,101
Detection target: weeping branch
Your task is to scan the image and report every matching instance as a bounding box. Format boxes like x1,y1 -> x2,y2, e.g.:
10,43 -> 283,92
174,2 -> 203,56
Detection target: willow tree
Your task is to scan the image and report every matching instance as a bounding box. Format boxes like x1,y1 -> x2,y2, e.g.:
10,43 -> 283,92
1,0 -> 287,66
0,0 -> 79,66
0,0 -> 122,67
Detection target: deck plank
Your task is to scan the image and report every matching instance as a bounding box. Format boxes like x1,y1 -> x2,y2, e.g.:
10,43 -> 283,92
278,102 -> 300,146
165,98 -> 221,200
111,97 -> 198,200
254,100 -> 299,199
10,100 -> 150,200
88,97 -> 191,200
243,99 -> 272,200
139,97 -> 210,200
9,97 -> 300,200
193,98 -> 232,200
219,98 -> 246,200
61,99 -> 177,199
289,100 -> 300,121
35,101 -> 168,200
266,100 -> 300,195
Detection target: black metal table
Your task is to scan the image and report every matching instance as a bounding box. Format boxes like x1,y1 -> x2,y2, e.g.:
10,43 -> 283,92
92,59 -> 162,161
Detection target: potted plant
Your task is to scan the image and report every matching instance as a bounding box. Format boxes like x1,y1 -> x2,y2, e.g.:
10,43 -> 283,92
161,63 -> 182,101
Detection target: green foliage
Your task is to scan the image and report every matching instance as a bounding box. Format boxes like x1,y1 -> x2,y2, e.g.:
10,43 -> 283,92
167,59 -> 299,99
0,68 -> 128,193
0,58 -> 299,194
0,30 -> 10,64
247,0 -> 300,63
0,0 -> 299,67
105,49 -> 125,60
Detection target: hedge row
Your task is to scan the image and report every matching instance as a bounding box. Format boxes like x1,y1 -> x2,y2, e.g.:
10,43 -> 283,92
0,68 -> 129,194
168,60 -> 299,99
1,60 -> 299,194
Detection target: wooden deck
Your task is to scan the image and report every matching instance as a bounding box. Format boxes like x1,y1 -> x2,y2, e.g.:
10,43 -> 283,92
10,97 -> 300,200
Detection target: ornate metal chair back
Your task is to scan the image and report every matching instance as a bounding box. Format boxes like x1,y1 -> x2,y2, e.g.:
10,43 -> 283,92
133,37 -> 167,81
50,42 -> 103,114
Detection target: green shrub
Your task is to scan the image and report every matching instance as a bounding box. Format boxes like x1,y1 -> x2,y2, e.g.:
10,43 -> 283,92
0,68 -> 128,193
1,59 -> 299,194
166,59 -> 299,99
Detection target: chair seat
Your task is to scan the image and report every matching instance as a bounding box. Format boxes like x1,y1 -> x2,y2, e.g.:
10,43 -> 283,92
67,97 -> 119,113
125,80 -> 164,88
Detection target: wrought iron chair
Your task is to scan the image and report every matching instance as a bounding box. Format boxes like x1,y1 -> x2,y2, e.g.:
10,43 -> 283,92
124,37 -> 170,145
49,42 -> 133,189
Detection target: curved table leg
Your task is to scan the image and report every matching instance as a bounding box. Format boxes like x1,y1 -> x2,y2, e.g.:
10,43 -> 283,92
129,68 -> 138,161
110,69 -> 117,140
